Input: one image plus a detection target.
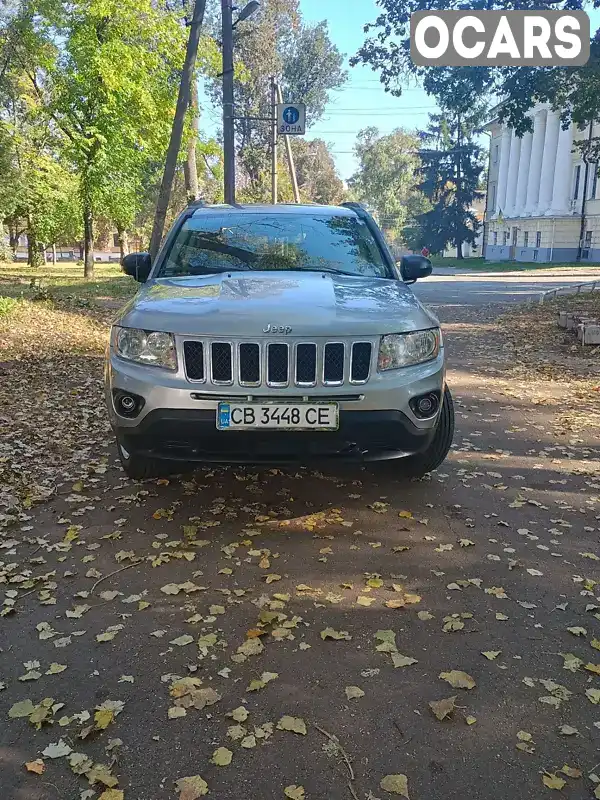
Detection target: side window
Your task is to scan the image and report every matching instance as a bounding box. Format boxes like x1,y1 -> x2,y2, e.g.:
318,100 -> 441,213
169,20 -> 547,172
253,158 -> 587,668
535,231 -> 541,248
573,165 -> 581,199
523,231 -> 529,248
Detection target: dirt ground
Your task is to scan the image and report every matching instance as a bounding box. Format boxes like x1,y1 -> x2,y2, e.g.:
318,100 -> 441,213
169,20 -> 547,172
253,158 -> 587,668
1,290 -> 599,800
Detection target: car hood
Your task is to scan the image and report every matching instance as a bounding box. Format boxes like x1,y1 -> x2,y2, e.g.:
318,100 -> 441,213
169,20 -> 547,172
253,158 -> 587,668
117,272 -> 438,337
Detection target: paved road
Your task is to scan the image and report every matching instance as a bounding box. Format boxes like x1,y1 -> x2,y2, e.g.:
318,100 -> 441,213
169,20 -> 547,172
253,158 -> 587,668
1,288 -> 599,800
413,268 -> 600,307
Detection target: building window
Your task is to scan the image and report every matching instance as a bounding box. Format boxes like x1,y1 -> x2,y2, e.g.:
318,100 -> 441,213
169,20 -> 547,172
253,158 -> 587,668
523,231 -> 529,248
503,230 -> 509,246
113,233 -> 119,248
574,165 -> 581,199
493,144 -> 499,163
493,231 -> 498,245
535,231 -> 541,248
491,184 -> 496,211
511,227 -> 518,245
591,165 -> 598,200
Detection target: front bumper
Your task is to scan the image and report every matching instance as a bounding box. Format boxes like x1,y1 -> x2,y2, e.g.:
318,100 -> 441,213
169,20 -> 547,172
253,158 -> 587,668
105,351 -> 445,464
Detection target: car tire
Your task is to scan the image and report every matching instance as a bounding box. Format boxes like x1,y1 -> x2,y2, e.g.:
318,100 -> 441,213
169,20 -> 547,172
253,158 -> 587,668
401,386 -> 455,478
116,438 -> 167,480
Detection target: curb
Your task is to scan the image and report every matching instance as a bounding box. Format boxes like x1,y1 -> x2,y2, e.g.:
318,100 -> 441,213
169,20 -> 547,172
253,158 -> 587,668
537,281 -> 600,305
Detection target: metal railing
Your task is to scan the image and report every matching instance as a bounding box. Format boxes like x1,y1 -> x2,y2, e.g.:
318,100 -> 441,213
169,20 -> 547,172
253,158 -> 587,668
537,280 -> 600,304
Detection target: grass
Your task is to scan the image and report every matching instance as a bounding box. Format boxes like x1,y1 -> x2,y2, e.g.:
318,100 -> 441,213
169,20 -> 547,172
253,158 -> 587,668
0,260 -> 138,304
430,256 -> 600,272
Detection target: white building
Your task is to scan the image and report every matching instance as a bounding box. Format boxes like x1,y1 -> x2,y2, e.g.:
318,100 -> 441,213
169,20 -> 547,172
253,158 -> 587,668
485,104 -> 599,263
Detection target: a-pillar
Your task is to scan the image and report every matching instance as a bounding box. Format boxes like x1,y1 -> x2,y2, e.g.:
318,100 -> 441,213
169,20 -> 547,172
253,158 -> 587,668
504,130 -> 521,217
537,109 -> 561,215
514,130 -> 533,217
546,121 -> 574,216
524,108 -> 547,216
495,126 -> 511,215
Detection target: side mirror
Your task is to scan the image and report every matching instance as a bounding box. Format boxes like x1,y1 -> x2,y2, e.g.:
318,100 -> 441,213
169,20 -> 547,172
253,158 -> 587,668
399,255 -> 432,283
122,252 -> 152,283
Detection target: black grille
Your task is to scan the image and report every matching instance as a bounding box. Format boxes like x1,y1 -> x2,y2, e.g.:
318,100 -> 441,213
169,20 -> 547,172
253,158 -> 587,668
184,341 -> 204,380
211,342 -> 232,383
296,343 -> 317,385
324,343 -> 344,384
267,344 -> 289,384
239,343 -> 260,384
351,342 -> 372,382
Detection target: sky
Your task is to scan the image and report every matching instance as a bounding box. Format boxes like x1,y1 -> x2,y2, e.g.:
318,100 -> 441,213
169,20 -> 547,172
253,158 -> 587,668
199,1 -> 600,183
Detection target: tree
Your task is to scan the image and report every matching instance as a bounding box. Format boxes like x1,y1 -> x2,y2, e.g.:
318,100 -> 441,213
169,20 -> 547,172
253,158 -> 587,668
289,138 -> 345,204
413,113 -> 484,258
352,0 -> 600,137
348,127 -> 425,244
5,0 -> 186,276
206,0 -> 347,200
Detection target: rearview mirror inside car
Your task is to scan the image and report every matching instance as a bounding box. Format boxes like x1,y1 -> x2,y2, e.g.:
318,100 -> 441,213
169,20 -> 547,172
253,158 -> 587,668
122,252 -> 152,283
399,255 -> 432,283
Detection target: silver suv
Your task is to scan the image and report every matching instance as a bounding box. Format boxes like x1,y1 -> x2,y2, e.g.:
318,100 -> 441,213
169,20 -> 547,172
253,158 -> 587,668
105,202 -> 454,479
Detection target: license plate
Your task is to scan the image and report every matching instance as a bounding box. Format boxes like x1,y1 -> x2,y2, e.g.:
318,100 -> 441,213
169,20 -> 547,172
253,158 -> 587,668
217,402 -> 339,430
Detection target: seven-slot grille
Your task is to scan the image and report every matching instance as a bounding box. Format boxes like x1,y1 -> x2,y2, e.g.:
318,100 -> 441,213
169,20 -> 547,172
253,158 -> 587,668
182,339 -> 373,387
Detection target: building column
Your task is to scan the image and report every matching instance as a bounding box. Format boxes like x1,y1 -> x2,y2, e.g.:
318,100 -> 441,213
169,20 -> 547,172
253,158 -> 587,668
524,108 -> 547,216
504,130 -> 521,217
496,126 -> 511,215
537,109 -> 561,215
546,122 -> 574,216
514,130 -> 532,217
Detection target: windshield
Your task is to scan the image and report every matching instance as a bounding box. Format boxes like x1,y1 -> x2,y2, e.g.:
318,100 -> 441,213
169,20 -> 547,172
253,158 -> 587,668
158,212 -> 392,279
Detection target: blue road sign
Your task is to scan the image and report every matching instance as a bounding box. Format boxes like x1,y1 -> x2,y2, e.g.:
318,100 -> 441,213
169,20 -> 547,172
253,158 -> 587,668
283,106 -> 300,125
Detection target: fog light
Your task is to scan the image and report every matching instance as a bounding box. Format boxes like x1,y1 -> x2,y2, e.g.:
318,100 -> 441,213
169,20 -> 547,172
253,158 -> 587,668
410,392 -> 440,419
112,389 -> 145,419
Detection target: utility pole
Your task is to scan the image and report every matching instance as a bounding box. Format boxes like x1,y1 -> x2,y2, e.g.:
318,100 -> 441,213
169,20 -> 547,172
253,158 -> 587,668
276,83 -> 300,203
222,0 -> 235,205
149,0 -> 207,260
271,76 -> 278,204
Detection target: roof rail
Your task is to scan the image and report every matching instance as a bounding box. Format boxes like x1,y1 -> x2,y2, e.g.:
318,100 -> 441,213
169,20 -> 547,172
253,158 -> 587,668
187,198 -> 208,207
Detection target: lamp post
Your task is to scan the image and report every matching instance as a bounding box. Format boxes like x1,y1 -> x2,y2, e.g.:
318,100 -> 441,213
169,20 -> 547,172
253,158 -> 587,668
222,0 -> 260,205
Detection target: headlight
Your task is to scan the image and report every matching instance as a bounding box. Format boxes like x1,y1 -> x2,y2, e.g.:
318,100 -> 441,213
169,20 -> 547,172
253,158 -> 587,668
378,328 -> 441,371
113,327 -> 177,370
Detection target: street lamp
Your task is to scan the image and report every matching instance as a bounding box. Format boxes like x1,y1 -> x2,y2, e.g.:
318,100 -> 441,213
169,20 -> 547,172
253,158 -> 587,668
222,0 -> 260,205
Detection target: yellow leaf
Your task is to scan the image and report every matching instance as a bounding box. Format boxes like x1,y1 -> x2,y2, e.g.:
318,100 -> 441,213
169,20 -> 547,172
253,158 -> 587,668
367,577 -> 383,588
585,662 -> 600,675
591,638 -> 600,651
320,627 -> 351,641
465,715 -> 477,725
392,654 -> 418,668
398,510 -> 413,518
517,731 -> 532,741
439,670 -> 476,689
94,709 -> 114,730
211,747 -> 233,766
385,599 -> 405,609
345,686 -> 365,700
403,594 -> 421,604
175,775 -> 209,799
595,787 -> 600,800
418,611 -> 434,621
586,688 -> 600,704
24,759 -> 45,774
429,696 -> 457,721
284,786 -> 305,800
357,596 -> 376,606
560,765 -> 581,779
98,792 -> 125,800
277,716 -> 307,735
542,774 -> 566,790
482,651 -> 501,660
264,574 -> 281,584
380,773 -> 409,797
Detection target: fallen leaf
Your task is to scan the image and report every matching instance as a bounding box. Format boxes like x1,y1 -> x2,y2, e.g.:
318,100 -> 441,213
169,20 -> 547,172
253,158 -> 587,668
560,765 -> 582,779
429,696 -> 457,721
465,715 -> 477,725
567,626 -> 587,637
284,786 -> 305,800
439,670 -> 476,689
380,773 -> 409,797
227,706 -> 249,722
586,688 -> 600,704
542,774 -> 566,790
24,759 -> 45,774
392,654 -> 418,668
345,686 -> 365,700
42,739 -> 73,758
175,775 -> 209,799
240,735 -> 256,748
277,716 -> 307,735
558,725 -> 579,736
170,635 -> 194,647
417,611 -> 434,621
481,651 -> 501,660
320,628 -> 351,641
211,747 -> 233,766
8,699 -> 35,718
98,792 -> 124,800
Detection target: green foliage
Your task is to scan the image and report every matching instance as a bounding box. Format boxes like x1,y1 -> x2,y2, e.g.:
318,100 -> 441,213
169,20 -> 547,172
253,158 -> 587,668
0,296 -> 19,318
349,127 -> 426,243
290,138 -> 345,204
413,113 -> 484,257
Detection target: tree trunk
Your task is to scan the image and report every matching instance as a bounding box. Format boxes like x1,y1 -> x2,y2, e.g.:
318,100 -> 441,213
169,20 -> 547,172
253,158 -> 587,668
27,222 -> 44,268
116,224 -> 129,262
184,78 -> 200,203
83,203 -> 95,278
52,243 -> 57,265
